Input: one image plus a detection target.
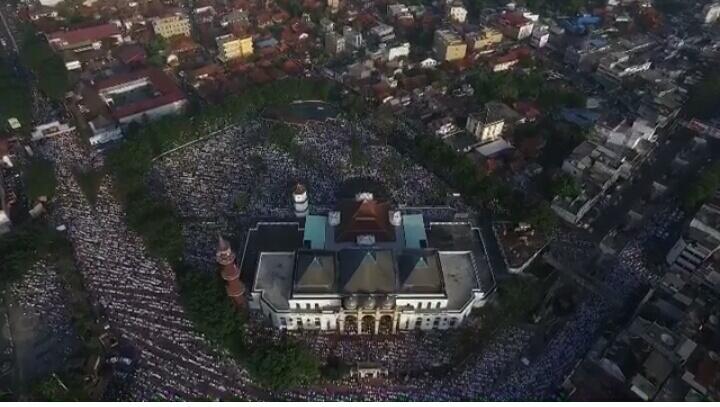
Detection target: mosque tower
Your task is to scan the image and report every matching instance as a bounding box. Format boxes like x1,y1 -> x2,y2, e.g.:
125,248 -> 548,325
292,183 -> 309,218
216,235 -> 246,308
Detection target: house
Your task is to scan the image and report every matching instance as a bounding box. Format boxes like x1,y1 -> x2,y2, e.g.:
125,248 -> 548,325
47,23 -> 123,52
497,12 -> 534,41
433,29 -> 466,61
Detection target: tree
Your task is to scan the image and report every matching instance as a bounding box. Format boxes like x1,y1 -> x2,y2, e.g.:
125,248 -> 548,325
24,158 -> 57,202
19,30 -> 70,100
146,37 -> 167,67
551,174 -> 580,199
0,56 -> 31,126
74,168 -> 105,205
683,161 -> 720,211
686,72 -> 720,121
248,341 -> 320,390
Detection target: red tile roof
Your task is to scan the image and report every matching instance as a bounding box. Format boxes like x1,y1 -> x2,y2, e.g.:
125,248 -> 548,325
94,68 -> 186,121
499,12 -> 529,27
114,44 -> 147,65
48,23 -> 120,47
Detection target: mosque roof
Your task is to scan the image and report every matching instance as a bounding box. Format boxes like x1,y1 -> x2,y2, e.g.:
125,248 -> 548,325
293,250 -> 336,294
338,249 -> 396,293
336,199 -> 395,242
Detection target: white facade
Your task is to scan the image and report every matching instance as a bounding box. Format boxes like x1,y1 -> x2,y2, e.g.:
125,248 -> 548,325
39,0 -> 64,6
385,42 -> 410,61
448,5 -> 468,23
31,121 -> 76,141
419,58 -> 438,69
251,280 -> 487,334
343,26 -> 363,50
293,185 -> 309,217
117,99 -> 188,125
530,26 -> 549,48
243,200 -> 495,334
466,114 -> 505,143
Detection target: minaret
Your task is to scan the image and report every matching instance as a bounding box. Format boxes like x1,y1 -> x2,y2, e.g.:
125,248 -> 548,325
216,235 -> 246,308
292,183 -> 309,218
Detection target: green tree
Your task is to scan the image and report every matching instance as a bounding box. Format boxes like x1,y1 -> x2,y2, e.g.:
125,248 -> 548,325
19,29 -> 70,100
24,158 -> 57,202
683,161 -> 720,211
0,56 -> 31,126
248,341 -> 320,390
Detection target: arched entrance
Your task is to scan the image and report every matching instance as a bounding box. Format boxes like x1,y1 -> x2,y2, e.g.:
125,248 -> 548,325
361,315 -> 375,334
344,315 -> 357,334
378,315 -> 393,334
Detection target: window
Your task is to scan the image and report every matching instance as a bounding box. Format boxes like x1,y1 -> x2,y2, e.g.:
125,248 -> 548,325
436,302 -> 441,309
414,319 -> 422,329
315,303 -> 319,310
305,303 -> 310,310
427,302 -> 432,309
280,317 -> 286,326
433,318 -> 440,327
449,317 -> 458,327
417,302 -> 422,310
295,303 -> 300,309
315,318 -> 321,327
297,318 -> 303,328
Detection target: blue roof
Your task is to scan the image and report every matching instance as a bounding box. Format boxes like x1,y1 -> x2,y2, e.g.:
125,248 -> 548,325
403,214 -> 428,249
303,215 -> 327,249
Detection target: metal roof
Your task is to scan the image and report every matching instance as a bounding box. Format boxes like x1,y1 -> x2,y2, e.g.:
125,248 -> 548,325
303,215 -> 327,249
403,214 -> 427,249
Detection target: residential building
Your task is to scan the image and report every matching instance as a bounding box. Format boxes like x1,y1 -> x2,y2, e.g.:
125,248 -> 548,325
433,29 -> 467,61
388,3 -> 410,17
530,25 -> 549,48
466,27 -> 503,51
90,68 -> 188,127
151,13 -> 191,39
325,31 -> 345,55
370,23 -> 395,42
563,265 -> 720,401
447,4 -> 468,24
597,52 -> 652,83
47,23 -> 123,52
385,42 -> 410,61
595,118 -> 657,151
216,34 -> 253,61
466,105 -> 505,143
343,26 -> 363,50
497,12 -> 534,41
667,192 -> 720,273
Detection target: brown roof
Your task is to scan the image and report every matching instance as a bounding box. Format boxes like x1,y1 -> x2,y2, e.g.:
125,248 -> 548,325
336,199 -> 395,242
48,23 -> 120,48
114,44 -> 147,65
94,68 -> 186,120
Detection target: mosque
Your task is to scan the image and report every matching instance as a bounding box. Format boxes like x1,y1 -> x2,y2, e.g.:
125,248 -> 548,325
216,184 -> 496,334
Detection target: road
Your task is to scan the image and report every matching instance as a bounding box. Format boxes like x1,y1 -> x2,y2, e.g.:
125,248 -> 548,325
0,4 -> 18,53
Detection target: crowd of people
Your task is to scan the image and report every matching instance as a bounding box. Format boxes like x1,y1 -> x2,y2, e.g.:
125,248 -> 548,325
5,261 -> 79,381
11,91 -> 689,401
35,132 -> 263,401
154,119 -> 452,271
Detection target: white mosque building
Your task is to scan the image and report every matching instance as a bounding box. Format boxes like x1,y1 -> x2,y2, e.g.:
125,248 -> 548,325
235,185 -> 496,334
